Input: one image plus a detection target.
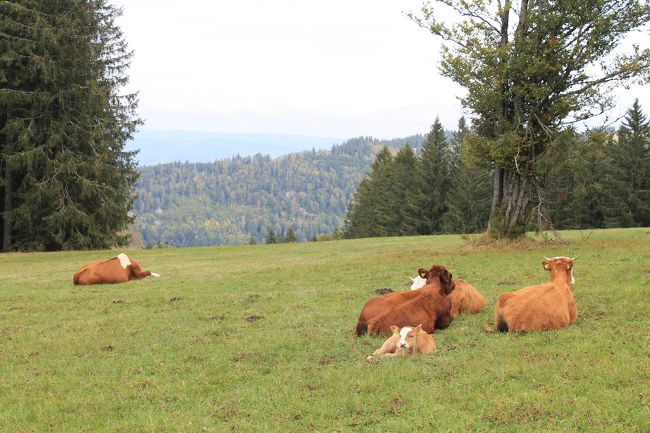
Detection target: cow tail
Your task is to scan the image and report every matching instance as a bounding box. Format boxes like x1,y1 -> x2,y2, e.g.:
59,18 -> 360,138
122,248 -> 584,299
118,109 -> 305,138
355,321 -> 368,337
496,316 -> 509,332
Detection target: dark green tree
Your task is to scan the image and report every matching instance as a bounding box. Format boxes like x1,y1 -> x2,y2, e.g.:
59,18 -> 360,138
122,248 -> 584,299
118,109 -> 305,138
1,0 -> 141,251
412,0 -> 650,238
542,129 -> 611,230
386,144 -> 428,235
442,117 -> 492,233
605,99 -> 650,227
264,229 -> 278,244
344,146 -> 394,238
420,117 -> 452,233
283,227 -> 297,243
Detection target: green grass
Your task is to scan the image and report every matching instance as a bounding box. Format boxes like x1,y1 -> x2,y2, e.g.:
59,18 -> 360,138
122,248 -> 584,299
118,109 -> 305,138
1,228 -> 649,432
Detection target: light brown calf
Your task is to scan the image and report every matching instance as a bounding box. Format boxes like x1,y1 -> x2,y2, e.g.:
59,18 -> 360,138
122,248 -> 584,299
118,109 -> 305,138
494,257 -> 578,332
368,325 -> 437,359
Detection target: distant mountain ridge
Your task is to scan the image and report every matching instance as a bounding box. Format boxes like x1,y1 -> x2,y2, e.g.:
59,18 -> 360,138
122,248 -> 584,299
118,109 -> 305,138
133,134 -> 428,247
125,129 -> 343,166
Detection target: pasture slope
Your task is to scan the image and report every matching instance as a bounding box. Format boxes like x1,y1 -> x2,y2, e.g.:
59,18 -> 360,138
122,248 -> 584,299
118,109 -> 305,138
0,228 -> 648,433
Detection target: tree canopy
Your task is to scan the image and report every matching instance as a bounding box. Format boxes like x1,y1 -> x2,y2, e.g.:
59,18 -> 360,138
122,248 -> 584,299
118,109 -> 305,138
411,0 -> 650,238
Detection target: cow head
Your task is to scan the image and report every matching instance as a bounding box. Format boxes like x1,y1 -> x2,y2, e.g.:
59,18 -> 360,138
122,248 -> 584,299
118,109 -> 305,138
409,275 -> 427,290
542,256 -> 577,285
418,265 -> 455,294
396,324 -> 423,353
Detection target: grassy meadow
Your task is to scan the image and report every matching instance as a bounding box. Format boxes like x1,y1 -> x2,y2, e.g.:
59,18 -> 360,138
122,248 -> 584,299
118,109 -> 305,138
1,228 -> 649,432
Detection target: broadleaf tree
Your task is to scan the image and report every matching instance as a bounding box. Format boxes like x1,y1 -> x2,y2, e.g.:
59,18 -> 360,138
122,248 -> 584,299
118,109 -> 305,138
411,0 -> 650,238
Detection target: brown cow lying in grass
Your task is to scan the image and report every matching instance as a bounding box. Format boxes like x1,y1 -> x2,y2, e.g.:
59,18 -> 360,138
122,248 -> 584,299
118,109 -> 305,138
410,272 -> 485,319
355,264 -> 456,337
367,324 -> 437,359
494,256 -> 578,332
73,253 -> 160,285
449,278 -> 486,319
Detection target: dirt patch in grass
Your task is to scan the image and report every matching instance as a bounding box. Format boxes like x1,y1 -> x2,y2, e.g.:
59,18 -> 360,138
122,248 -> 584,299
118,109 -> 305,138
210,315 -> 225,321
1,325 -> 22,336
374,288 -> 394,295
232,351 -> 262,362
169,297 -> 181,303
319,355 -> 337,366
245,315 -> 263,323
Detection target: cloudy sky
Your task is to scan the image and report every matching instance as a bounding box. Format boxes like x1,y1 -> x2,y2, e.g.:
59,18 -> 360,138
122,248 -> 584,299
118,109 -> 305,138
114,0 -> 648,141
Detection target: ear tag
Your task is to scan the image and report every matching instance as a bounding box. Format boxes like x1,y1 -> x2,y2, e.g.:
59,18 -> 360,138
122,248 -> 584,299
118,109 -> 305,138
392,329 -> 399,336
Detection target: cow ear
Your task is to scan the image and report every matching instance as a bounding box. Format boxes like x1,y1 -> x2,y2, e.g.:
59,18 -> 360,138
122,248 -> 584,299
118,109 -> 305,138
443,269 -> 455,294
390,326 -> 399,336
542,260 -> 551,271
414,324 -> 423,334
418,268 -> 428,279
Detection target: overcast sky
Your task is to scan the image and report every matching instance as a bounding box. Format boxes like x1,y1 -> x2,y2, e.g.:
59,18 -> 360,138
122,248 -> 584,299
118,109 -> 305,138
114,0 -> 649,140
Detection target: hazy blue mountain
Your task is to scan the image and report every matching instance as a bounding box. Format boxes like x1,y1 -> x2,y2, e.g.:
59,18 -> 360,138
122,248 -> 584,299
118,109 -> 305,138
125,129 -> 343,165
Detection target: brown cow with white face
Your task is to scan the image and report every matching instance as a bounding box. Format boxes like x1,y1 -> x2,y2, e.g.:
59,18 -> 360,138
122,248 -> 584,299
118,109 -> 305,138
367,324 -> 437,359
410,274 -> 485,319
73,253 -> 160,285
494,256 -> 578,332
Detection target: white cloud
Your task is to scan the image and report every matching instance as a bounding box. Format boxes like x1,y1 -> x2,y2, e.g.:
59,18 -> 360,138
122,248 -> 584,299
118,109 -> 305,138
114,0 -> 649,139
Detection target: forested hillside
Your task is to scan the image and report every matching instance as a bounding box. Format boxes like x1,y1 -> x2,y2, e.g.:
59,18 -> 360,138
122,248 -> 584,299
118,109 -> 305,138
133,135 -> 425,247
344,102 -> 650,240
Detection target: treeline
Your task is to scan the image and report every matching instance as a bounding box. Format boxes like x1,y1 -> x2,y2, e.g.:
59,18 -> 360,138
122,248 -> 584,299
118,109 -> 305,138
543,100 -> 650,230
1,1 -> 140,251
344,101 -> 650,238
133,136 -> 424,247
344,117 -> 492,237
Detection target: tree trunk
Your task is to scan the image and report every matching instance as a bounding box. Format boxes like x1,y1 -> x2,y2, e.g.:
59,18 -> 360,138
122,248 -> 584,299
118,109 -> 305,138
487,167 -> 535,238
2,166 -> 11,252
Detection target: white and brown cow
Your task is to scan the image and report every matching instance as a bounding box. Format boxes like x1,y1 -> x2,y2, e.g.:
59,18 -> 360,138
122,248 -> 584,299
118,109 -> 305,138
73,253 -> 159,285
368,324 -> 437,359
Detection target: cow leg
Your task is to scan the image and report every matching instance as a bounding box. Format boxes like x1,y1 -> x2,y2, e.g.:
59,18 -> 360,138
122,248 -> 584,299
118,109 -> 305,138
371,335 -> 399,356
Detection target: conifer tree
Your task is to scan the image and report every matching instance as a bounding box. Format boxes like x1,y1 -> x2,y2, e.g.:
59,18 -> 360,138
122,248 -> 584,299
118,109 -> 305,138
1,0 -> 140,251
385,145 -> 427,235
442,118 -> 492,233
283,227 -> 297,243
605,100 -> 650,227
344,146 -> 394,238
420,117 -> 451,233
264,229 -> 278,244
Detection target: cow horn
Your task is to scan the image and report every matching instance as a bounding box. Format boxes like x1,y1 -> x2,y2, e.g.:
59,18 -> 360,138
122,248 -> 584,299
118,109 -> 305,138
571,256 -> 577,261
544,256 -> 551,261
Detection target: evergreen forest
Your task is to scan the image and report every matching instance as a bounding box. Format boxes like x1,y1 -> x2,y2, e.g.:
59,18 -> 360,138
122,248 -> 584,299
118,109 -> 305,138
344,102 -> 650,239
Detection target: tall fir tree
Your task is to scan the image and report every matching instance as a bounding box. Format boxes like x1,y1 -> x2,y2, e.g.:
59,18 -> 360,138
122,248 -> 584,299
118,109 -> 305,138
442,117 -> 492,233
344,146 -> 394,238
542,129 -> 610,230
420,117 -> 451,233
605,99 -> 650,227
1,0 -> 140,251
386,145 -> 428,235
